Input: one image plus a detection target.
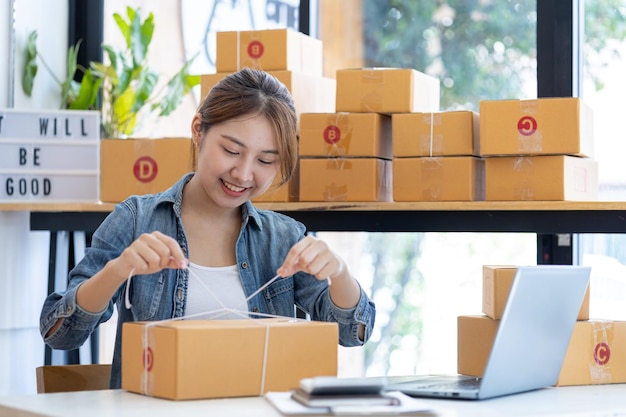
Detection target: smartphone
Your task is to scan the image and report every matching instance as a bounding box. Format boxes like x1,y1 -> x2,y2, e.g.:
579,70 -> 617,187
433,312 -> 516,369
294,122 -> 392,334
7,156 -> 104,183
299,376 -> 388,396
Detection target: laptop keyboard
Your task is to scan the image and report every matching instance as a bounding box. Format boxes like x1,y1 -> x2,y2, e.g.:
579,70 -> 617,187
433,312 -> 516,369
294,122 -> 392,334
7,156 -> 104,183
419,377 -> 481,391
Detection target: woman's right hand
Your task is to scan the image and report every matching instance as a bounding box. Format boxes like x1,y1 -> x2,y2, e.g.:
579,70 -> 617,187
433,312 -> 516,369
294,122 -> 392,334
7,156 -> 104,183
109,231 -> 188,283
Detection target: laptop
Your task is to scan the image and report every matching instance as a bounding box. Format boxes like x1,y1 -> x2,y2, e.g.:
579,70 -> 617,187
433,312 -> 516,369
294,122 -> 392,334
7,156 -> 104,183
384,265 -> 591,400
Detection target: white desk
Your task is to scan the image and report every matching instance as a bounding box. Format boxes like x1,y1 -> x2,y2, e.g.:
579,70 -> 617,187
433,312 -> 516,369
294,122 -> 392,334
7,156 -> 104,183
1,385 -> 626,417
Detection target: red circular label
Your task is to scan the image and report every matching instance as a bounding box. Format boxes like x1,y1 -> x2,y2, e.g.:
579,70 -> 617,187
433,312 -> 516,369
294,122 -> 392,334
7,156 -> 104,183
323,125 -> 341,144
133,156 -> 158,183
594,342 -> 610,365
517,116 -> 537,136
247,41 -> 264,59
143,347 -> 154,371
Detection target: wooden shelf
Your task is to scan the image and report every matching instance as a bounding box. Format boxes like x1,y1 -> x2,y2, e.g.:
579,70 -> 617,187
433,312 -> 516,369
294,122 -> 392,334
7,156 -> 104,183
1,200 -> 625,234
2,200 -> 626,213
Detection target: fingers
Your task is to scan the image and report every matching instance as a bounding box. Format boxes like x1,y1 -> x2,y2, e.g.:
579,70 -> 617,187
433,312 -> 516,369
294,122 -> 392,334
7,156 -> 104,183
278,236 -> 343,281
119,231 -> 187,277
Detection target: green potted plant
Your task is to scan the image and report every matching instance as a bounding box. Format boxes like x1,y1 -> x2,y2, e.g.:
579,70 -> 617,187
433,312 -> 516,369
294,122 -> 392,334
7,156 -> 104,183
23,6 -> 200,138
23,6 -> 200,203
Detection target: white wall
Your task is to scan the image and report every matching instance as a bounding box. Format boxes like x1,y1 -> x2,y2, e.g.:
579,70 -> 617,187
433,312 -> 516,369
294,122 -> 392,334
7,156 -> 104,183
0,0 -> 69,396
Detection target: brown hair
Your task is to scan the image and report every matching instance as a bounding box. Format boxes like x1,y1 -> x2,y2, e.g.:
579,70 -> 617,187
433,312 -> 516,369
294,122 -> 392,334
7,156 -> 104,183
196,68 -> 298,186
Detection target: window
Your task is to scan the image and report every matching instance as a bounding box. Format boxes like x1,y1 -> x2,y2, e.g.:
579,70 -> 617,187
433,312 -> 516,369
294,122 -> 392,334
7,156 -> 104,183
316,0 -> 538,376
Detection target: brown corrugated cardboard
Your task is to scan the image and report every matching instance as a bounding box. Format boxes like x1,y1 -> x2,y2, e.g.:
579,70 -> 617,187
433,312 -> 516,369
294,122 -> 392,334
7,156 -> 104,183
335,68 -> 440,113
299,158 -> 392,202
392,156 -> 484,201
200,71 -> 336,118
482,265 -> 590,321
100,138 -> 194,203
216,29 -> 323,76
122,319 -> 338,400
392,111 -> 479,157
457,316 -> 626,386
299,113 -> 392,158
479,98 -> 594,157
484,155 -> 598,201
251,163 -> 300,203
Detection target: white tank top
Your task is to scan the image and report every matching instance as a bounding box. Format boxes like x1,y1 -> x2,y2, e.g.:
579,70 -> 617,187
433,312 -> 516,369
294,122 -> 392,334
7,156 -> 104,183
185,262 -> 249,320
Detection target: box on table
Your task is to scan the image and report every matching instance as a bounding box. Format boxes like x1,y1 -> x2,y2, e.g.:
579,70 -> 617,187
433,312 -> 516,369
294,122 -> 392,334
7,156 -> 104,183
122,319 -> 338,400
216,28 -> 323,76
299,157 -> 392,202
392,111 -> 479,157
479,98 -> 594,157
201,71 -> 336,118
482,265 -> 590,321
100,138 -> 194,203
484,155 -> 598,201
393,156 -> 484,201
335,68 -> 440,114
299,113 -> 392,158
457,316 -> 626,386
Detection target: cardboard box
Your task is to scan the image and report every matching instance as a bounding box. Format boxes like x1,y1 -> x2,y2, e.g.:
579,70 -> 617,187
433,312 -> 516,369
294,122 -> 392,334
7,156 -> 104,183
216,29 -> 323,76
251,164 -> 299,203
482,265 -> 590,321
392,111 -> 479,157
201,71 -> 336,118
299,113 -> 392,158
122,319 -> 338,400
100,138 -> 194,203
335,68 -> 440,113
457,316 -> 626,386
299,158 -> 392,202
484,155 -> 598,201
393,157 -> 484,201
479,98 -> 594,157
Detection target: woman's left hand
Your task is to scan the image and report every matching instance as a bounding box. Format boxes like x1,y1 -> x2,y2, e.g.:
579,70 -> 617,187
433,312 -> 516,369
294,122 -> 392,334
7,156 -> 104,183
277,235 -> 347,282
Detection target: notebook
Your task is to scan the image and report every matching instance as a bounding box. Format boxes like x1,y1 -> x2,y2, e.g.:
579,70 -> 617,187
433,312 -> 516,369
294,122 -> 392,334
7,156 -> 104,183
384,265 -> 591,400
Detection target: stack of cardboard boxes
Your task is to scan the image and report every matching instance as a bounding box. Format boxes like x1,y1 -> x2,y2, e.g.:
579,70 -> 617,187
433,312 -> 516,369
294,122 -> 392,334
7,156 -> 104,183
458,266 -> 626,386
479,98 -> 598,201
392,110 -> 483,201
200,28 -> 336,202
298,68 -> 439,201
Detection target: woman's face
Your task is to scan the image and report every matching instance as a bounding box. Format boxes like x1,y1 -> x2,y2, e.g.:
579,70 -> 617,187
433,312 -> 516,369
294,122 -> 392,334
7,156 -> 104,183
193,113 -> 280,208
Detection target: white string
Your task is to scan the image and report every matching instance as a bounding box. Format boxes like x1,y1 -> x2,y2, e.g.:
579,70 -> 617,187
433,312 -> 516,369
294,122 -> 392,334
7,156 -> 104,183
124,268 -> 135,309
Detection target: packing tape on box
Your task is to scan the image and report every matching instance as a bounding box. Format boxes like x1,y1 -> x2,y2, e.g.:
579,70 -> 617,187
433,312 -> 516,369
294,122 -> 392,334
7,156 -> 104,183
518,100 -> 543,153
128,269 -> 310,397
421,157 -> 444,200
419,113 -> 443,157
324,113 -> 351,157
359,70 -> 384,112
236,31 -> 241,70
589,320 -> 614,384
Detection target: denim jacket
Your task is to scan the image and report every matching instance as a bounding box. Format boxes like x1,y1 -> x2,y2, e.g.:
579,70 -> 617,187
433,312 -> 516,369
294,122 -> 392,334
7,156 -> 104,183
40,173 -> 376,388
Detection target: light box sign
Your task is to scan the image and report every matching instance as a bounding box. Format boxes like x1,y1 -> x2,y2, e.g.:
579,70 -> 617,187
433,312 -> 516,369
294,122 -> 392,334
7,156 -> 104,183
0,109 -> 100,202
0,109 -> 100,140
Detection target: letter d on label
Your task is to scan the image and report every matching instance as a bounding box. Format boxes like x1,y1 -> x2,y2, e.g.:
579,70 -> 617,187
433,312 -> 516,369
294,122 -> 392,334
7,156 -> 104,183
133,156 -> 158,183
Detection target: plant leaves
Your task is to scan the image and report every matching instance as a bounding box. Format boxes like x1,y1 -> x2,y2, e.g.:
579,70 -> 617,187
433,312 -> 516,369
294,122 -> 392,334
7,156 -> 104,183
22,31 -> 39,96
113,87 -> 137,137
69,69 -> 102,110
113,12 -> 130,49
159,59 -> 201,116
132,68 -> 158,113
